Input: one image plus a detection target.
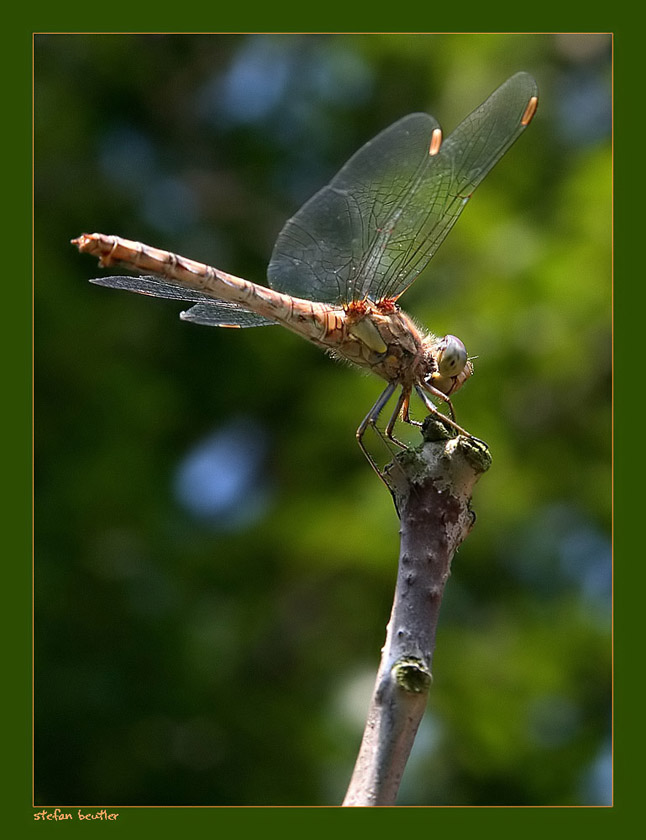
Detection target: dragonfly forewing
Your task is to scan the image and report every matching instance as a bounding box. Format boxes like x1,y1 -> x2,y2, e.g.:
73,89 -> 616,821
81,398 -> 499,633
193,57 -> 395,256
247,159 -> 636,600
268,72 -> 538,307
267,112 -> 442,306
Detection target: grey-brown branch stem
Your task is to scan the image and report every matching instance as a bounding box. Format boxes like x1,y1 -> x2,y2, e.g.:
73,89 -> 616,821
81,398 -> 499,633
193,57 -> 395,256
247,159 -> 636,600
343,420 -> 491,806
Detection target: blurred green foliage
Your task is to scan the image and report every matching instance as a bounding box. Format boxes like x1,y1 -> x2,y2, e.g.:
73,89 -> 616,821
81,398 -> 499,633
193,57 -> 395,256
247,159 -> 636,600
34,33 -> 611,806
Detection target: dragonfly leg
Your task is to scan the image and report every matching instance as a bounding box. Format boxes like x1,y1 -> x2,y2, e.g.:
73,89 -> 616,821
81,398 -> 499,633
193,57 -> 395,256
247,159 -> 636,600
397,390 -> 424,429
420,381 -> 457,420
384,387 -> 412,448
400,391 -> 412,423
356,382 -> 397,471
357,382 -> 421,515
402,392 -> 430,428
415,384 -> 473,439
356,381 -> 415,484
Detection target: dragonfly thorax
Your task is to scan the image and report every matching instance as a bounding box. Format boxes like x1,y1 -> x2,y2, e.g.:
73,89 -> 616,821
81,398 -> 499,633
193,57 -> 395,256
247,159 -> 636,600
338,301 -> 472,398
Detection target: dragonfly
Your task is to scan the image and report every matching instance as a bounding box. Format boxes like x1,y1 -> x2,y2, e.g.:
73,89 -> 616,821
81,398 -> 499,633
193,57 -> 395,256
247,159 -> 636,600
74,72 -> 538,489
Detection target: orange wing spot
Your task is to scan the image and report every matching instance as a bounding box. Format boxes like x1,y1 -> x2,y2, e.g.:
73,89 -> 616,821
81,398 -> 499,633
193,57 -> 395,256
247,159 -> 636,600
429,128 -> 443,156
521,96 -> 538,126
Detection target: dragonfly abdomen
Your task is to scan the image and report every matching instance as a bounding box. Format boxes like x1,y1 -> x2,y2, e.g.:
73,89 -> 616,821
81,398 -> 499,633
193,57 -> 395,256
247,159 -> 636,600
73,233 -> 346,344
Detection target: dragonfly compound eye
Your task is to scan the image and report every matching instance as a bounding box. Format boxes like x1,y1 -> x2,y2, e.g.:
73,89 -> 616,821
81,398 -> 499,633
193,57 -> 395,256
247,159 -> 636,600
437,335 -> 467,377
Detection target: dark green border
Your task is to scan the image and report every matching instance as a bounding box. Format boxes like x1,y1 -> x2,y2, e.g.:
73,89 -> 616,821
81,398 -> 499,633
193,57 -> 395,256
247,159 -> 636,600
13,13 -> 639,837
611,22 -> 639,824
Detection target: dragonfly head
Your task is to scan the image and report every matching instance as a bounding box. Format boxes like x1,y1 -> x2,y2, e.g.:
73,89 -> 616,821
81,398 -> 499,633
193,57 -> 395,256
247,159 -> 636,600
427,334 -> 473,396
437,334 -> 467,377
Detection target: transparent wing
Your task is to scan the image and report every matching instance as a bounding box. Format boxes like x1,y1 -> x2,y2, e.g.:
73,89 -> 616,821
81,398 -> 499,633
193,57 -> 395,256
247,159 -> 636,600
89,274 -> 274,327
267,72 -> 537,305
90,274 -> 215,302
180,302 -> 276,328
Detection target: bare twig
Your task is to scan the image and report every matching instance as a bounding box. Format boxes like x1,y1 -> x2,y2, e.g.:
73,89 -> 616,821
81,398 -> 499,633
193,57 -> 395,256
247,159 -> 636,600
343,419 -> 491,806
